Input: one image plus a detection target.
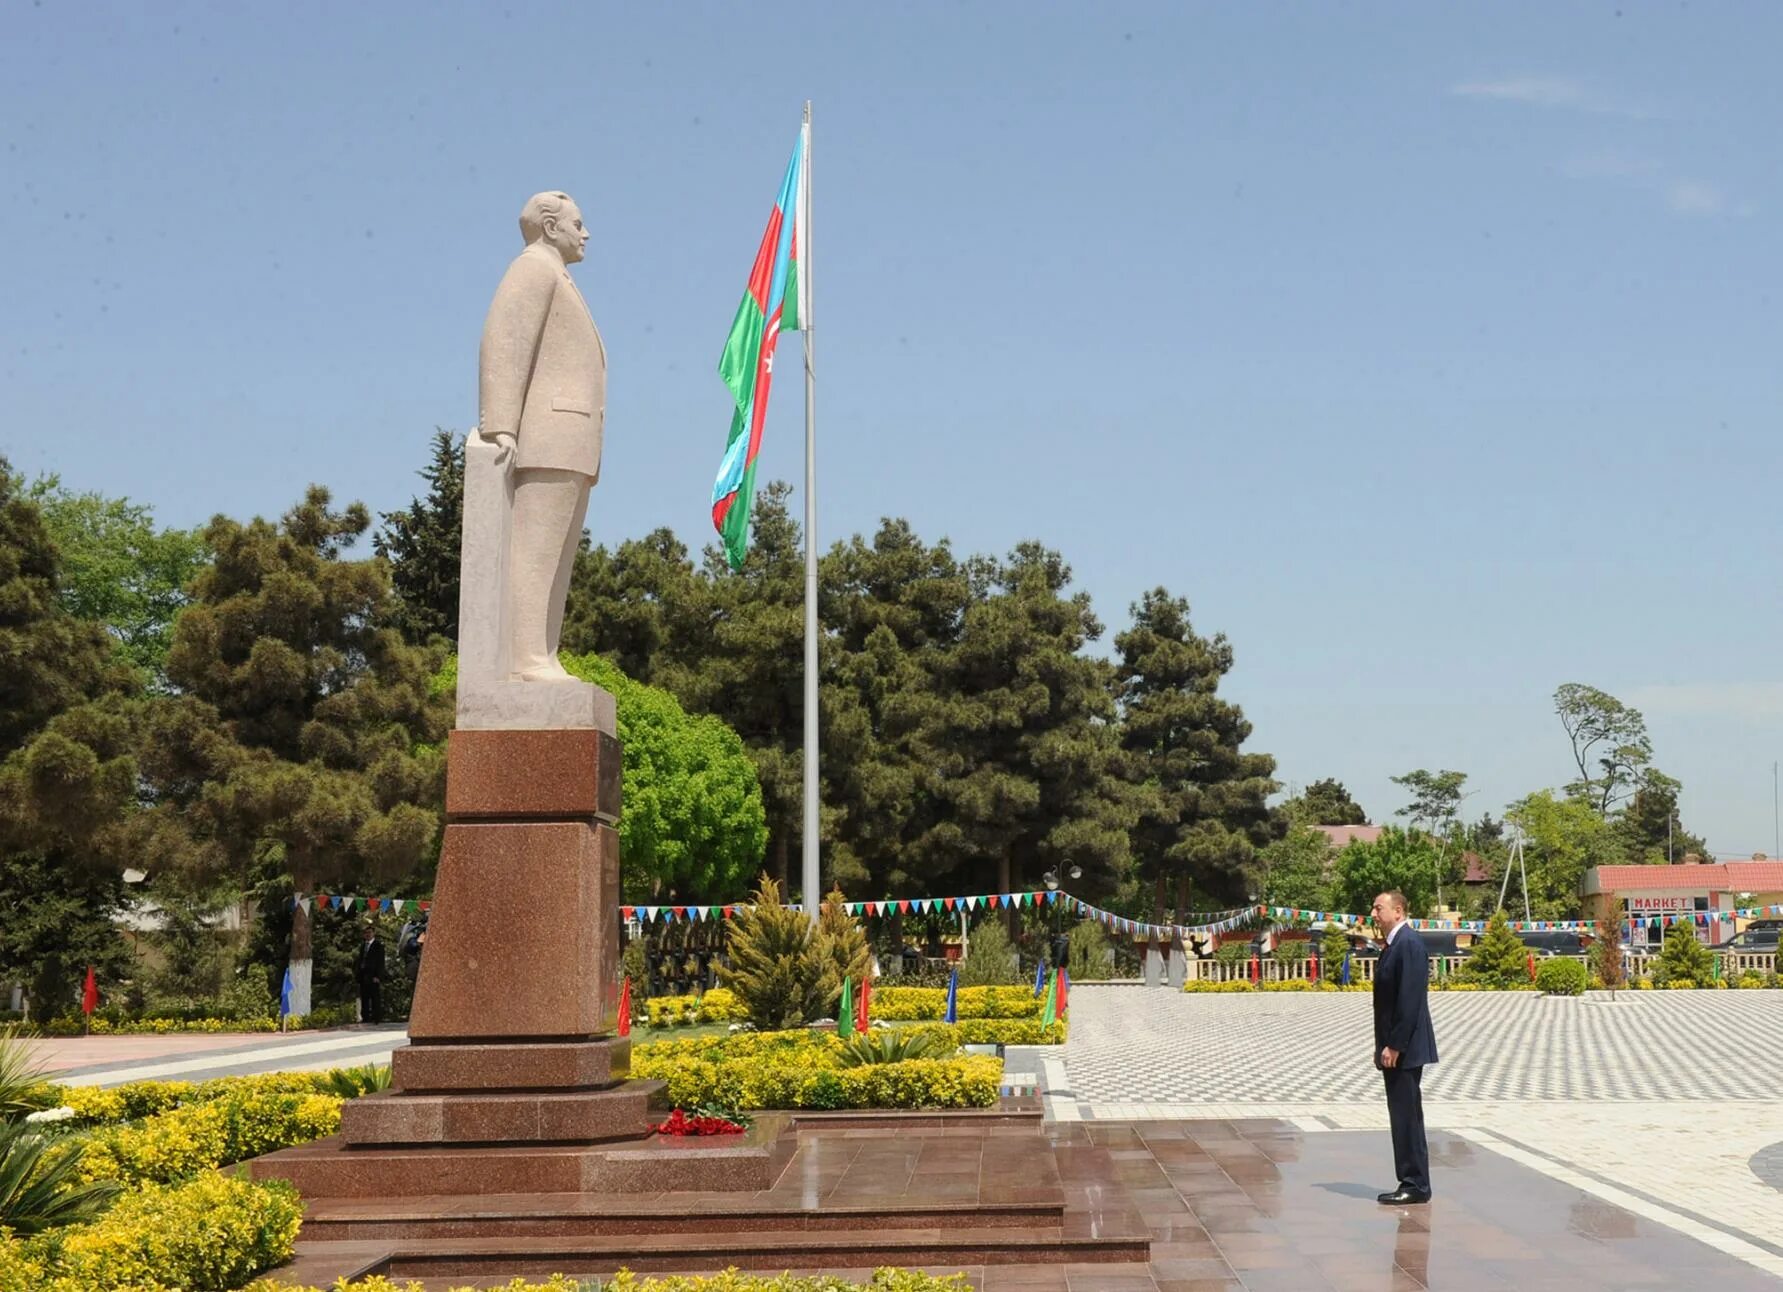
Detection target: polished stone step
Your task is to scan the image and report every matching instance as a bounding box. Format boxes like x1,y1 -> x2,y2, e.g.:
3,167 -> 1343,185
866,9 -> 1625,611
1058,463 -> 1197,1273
339,1081 -> 662,1147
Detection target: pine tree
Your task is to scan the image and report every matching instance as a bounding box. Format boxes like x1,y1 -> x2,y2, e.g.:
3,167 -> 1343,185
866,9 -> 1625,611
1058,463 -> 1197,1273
957,917 -> 1021,987
1116,589 -> 1278,918
1651,921 -> 1714,987
375,429 -> 465,646
915,543 -> 1133,924
716,876 -> 827,1029
136,487 -> 450,1005
1320,925 -> 1351,984
1463,910 -> 1529,988
0,462 -> 141,1017
814,889 -> 872,1016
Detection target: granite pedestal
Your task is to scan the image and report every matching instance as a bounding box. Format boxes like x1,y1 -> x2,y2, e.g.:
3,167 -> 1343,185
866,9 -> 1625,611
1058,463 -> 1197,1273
251,726 -> 794,1201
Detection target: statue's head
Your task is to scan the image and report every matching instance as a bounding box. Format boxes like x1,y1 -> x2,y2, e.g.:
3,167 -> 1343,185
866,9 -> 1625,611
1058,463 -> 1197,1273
519,191 -> 588,265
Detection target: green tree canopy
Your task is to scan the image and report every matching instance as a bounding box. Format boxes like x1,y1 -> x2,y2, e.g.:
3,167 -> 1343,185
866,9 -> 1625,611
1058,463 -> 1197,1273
1256,822 -> 1335,909
375,429 -> 465,647
22,474 -> 207,681
1288,778 -> 1369,826
1504,789 -> 1612,920
1328,826 -> 1440,917
1555,683 -> 1653,816
1116,588 -> 1277,917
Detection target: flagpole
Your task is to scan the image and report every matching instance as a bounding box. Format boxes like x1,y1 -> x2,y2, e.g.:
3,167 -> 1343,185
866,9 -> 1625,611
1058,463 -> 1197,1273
800,100 -> 821,920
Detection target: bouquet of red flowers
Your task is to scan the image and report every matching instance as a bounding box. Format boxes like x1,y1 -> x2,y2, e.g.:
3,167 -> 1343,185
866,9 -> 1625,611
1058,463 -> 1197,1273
651,1106 -> 746,1136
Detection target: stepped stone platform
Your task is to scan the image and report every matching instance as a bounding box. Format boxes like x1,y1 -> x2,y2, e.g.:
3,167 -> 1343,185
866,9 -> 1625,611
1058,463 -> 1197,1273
262,1113 -> 1152,1287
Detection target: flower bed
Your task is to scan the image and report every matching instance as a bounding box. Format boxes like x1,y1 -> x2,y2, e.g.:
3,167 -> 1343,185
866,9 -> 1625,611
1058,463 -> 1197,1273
867,985 -> 1040,1021
76,1089 -> 342,1187
45,1071 -> 356,1130
633,1030 -> 1002,1110
651,1108 -> 747,1136
251,1269 -> 971,1291
643,987 -> 747,1028
0,1173 -> 303,1292
37,1006 -> 359,1037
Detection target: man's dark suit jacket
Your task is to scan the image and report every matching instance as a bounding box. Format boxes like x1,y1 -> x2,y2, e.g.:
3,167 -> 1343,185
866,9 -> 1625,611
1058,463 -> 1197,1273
1372,927 -> 1438,1068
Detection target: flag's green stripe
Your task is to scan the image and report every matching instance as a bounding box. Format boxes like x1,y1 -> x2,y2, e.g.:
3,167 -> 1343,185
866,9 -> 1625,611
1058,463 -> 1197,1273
720,440 -> 758,571
782,259 -> 800,333
718,295 -> 767,410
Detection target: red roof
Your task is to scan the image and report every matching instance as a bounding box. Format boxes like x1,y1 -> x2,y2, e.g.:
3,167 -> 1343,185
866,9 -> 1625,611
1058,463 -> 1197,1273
1461,851 -> 1489,884
1313,824 -> 1383,848
1585,859 -> 1783,895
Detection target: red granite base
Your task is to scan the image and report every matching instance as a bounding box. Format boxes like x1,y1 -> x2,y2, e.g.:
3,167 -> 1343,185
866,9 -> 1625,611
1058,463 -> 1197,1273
392,1038 -> 629,1092
251,1113 -> 793,1198
339,1081 -> 663,1146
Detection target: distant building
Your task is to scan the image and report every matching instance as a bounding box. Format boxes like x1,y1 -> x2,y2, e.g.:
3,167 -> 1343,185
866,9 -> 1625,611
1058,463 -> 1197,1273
1312,824 -> 1383,849
1581,856 -> 1783,945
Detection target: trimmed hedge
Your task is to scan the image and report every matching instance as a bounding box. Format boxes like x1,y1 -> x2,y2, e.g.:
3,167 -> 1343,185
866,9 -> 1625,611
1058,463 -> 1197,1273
76,1089 -> 342,1187
1535,958 -> 1588,996
37,1007 -> 358,1037
902,1020 -> 1066,1047
644,988 -> 747,1028
868,986 -> 1039,1021
252,1270 -> 970,1291
632,1030 -> 1001,1110
0,1174 -> 302,1292
46,1071 -> 351,1130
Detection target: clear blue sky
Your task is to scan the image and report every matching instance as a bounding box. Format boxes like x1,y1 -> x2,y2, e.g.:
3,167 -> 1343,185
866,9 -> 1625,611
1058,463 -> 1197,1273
4,3 -> 1779,856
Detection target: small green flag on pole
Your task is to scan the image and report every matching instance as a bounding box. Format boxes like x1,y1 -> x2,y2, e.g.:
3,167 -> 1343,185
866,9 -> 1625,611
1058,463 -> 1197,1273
1041,970 -> 1059,1028
838,976 -> 856,1037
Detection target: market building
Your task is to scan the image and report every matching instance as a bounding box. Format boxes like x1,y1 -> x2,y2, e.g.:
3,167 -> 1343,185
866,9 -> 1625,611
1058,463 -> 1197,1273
1581,856 -> 1783,948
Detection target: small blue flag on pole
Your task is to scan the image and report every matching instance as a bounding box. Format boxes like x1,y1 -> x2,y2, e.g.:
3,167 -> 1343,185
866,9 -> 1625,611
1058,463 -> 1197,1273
944,968 -> 959,1024
1341,953 -> 1352,986
279,967 -> 293,1020
1033,954 -> 1046,998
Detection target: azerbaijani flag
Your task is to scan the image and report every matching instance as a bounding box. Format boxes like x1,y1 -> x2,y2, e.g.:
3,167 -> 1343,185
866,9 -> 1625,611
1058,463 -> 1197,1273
712,127 -> 807,570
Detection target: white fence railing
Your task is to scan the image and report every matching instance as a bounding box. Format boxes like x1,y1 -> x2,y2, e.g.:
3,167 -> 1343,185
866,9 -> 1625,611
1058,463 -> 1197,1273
1183,951 -> 1777,984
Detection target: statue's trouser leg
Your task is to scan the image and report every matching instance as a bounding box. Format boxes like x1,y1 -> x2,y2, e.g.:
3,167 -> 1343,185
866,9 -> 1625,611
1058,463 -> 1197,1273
509,468 -> 590,678
546,480 -> 589,661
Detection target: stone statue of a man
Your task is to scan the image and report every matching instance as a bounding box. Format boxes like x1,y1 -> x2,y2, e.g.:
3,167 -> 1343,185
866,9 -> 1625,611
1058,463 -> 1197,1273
456,193 -> 614,733
480,191 -> 605,680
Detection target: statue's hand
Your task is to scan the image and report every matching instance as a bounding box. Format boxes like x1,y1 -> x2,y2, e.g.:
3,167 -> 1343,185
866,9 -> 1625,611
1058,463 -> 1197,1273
490,432 -> 518,472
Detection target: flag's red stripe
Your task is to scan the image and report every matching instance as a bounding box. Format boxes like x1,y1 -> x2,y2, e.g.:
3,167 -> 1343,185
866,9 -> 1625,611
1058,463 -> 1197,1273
745,207 -> 785,311
744,305 -> 785,463
712,494 -> 735,529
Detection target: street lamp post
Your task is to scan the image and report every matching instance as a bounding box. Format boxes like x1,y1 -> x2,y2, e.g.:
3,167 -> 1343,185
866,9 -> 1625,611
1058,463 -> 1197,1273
1042,864 -> 1082,966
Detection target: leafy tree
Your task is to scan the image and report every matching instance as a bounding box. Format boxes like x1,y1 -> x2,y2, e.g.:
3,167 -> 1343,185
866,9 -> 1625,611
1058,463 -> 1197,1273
1066,918 -> 1111,982
1592,900 -> 1626,988
23,475 -> 207,680
1256,823 -> 1334,909
1328,826 -> 1439,917
374,429 -> 465,646
1391,768 -> 1469,905
1290,778 -> 1368,826
1555,684 -> 1653,816
1505,790 -> 1612,919
1463,910 -> 1530,988
717,875 -> 825,1029
563,654 -> 765,901
1115,588 -> 1278,921
1650,921 -> 1714,987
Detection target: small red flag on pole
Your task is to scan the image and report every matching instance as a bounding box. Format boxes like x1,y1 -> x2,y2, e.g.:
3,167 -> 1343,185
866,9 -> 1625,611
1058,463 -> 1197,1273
81,966 -> 98,1034
856,975 -> 872,1034
616,976 -> 632,1037
1526,953 -> 1537,982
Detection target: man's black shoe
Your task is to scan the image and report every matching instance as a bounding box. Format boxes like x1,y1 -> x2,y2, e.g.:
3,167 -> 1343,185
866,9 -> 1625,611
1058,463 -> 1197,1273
1376,1188 -> 1431,1205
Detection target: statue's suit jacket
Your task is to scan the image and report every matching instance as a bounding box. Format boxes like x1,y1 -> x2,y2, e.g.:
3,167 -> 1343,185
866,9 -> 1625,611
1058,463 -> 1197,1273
478,244 -> 607,481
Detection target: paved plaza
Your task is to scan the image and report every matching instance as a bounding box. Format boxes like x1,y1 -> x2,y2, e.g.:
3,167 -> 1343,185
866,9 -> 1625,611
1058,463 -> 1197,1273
1018,985 -> 1783,1285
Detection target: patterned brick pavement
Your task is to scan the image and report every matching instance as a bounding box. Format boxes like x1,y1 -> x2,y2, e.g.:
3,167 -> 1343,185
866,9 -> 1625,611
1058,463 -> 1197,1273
1061,985 -> 1781,1103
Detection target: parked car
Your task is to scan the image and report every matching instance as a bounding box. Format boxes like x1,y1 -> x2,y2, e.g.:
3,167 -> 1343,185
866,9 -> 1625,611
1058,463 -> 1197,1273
1516,931 -> 1585,957
1713,919 -> 1783,952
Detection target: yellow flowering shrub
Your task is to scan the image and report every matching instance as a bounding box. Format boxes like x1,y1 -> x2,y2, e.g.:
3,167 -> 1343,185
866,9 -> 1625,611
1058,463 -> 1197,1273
4,1175 -> 301,1291
643,988 -> 749,1028
901,1020 -> 1066,1046
45,1071 -> 352,1129
868,986 -> 1040,1021
698,987 -> 747,1022
633,1030 -> 1001,1110
78,1090 -> 343,1186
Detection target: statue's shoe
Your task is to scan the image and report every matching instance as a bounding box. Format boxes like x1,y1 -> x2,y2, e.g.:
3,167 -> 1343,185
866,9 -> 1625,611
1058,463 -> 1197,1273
516,664 -> 574,682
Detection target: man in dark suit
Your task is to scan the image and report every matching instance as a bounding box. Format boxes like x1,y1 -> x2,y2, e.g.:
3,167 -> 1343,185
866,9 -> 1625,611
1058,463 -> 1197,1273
1370,890 -> 1437,1204
355,922 -> 386,1026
